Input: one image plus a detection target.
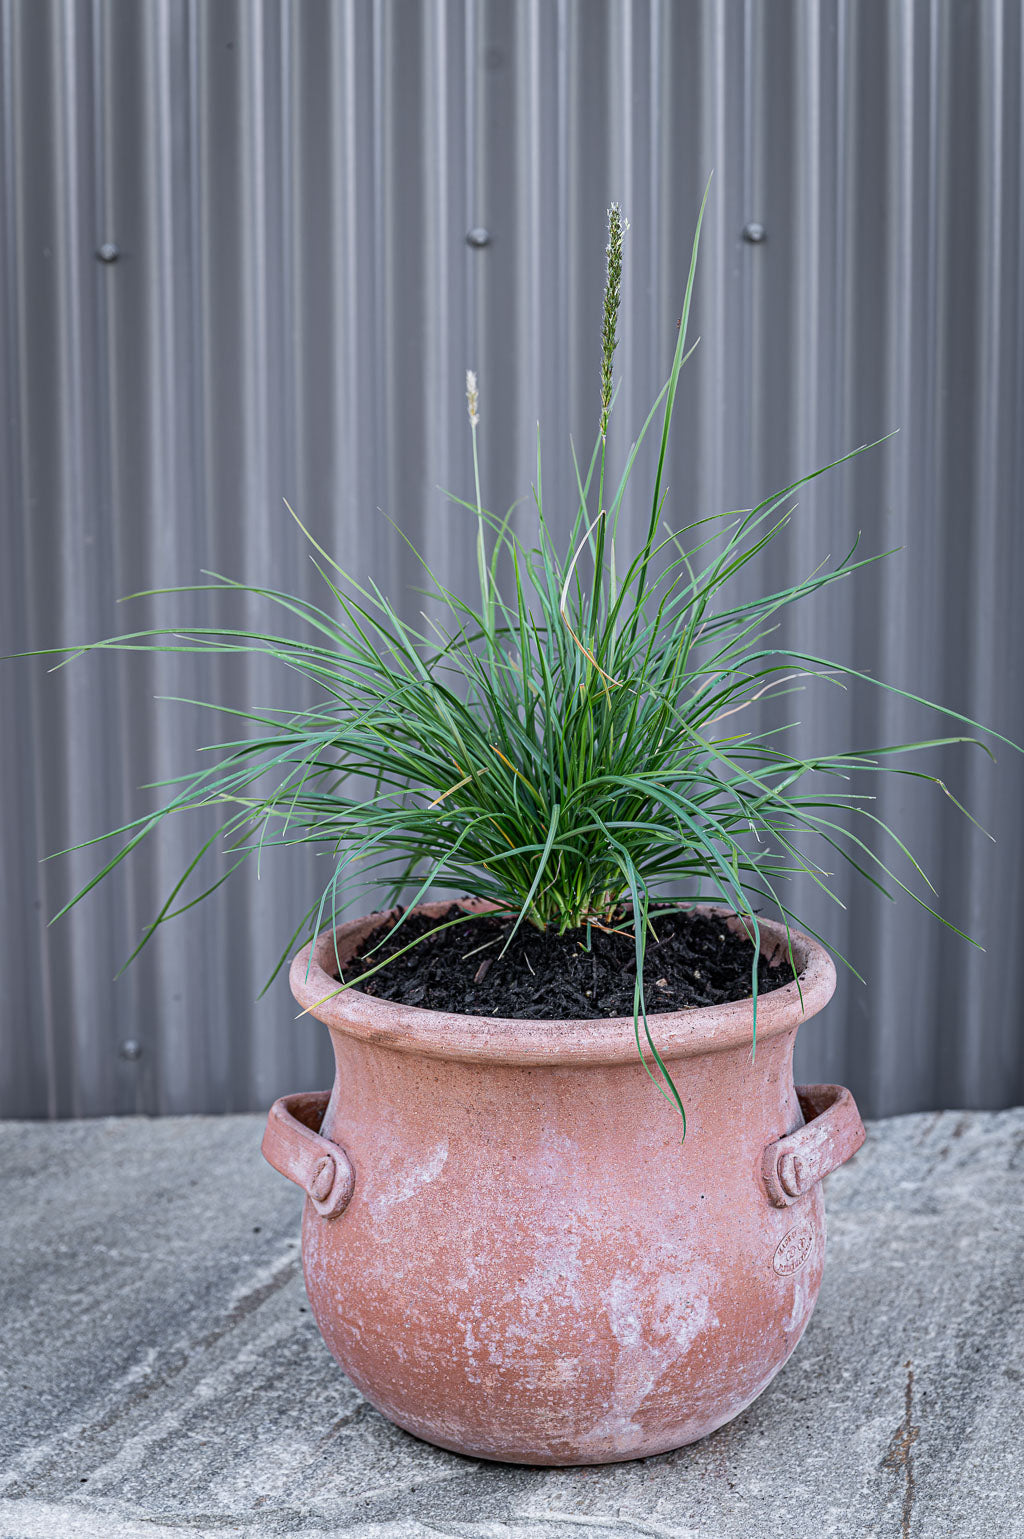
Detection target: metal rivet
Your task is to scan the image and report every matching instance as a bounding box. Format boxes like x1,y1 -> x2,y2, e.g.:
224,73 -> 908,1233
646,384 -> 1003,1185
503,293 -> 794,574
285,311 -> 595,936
118,1039 -> 142,1061
742,222 -> 767,244
466,227 -> 491,248
96,242 -> 120,263
309,1155 -> 336,1202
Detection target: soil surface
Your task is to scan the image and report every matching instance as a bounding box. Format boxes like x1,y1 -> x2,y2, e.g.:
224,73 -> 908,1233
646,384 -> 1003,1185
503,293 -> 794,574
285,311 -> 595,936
341,904 -> 792,1020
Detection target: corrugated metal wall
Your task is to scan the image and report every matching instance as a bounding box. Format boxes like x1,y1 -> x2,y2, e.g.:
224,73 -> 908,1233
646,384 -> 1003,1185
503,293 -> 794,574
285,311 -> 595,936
2,0 -> 1022,1121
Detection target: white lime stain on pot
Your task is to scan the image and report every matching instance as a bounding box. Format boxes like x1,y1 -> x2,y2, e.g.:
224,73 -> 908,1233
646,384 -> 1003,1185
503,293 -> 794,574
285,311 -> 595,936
456,1208 -> 589,1379
586,1267 -> 717,1446
364,1138 -> 449,1217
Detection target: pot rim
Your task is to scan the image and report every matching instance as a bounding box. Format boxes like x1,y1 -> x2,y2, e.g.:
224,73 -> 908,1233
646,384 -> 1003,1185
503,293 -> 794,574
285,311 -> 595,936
288,901 -> 837,1067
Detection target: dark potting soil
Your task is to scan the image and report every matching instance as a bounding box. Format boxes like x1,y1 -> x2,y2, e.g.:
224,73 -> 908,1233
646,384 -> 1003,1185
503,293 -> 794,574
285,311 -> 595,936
341,905 -> 792,1020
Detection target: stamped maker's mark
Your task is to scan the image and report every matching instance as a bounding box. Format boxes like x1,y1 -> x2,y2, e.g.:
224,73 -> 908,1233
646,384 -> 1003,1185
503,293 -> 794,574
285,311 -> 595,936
773,1225 -> 814,1276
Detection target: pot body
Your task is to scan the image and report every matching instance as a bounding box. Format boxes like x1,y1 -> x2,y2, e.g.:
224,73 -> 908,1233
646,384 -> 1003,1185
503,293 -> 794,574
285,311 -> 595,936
277,905 -> 851,1465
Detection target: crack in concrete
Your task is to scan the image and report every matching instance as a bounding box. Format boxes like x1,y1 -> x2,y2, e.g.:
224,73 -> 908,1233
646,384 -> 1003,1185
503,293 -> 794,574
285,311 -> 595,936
881,1359 -> 919,1539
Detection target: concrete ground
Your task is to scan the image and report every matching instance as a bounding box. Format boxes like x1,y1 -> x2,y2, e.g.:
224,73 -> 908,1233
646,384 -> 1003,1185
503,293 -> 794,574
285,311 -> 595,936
1,1108 -> 1022,1539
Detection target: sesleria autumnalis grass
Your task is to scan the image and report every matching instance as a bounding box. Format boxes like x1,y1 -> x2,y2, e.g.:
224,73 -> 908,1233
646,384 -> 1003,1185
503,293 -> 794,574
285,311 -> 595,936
27,184 -> 1015,1124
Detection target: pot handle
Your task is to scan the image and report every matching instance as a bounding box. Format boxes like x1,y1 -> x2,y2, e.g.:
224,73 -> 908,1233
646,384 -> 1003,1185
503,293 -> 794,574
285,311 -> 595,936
762,1083 -> 866,1207
261,1091 -> 355,1219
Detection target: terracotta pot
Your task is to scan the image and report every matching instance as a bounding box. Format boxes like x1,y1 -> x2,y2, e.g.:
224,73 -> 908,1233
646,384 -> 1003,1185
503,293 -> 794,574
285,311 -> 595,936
262,902 -> 864,1465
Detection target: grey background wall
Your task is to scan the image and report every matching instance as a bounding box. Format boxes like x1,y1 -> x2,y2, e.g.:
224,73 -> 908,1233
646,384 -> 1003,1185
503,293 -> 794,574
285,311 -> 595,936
2,0 -> 1022,1120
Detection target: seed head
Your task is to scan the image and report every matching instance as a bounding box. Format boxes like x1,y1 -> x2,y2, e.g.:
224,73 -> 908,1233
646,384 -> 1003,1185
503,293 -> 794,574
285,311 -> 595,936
466,369 -> 480,428
600,204 -> 629,439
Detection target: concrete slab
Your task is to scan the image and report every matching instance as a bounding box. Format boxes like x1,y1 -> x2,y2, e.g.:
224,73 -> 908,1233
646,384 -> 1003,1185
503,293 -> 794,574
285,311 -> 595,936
1,1107 -> 1022,1539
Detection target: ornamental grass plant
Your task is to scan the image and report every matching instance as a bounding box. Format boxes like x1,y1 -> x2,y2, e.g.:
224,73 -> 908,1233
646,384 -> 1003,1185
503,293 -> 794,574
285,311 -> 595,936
38,188 -> 1011,1120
